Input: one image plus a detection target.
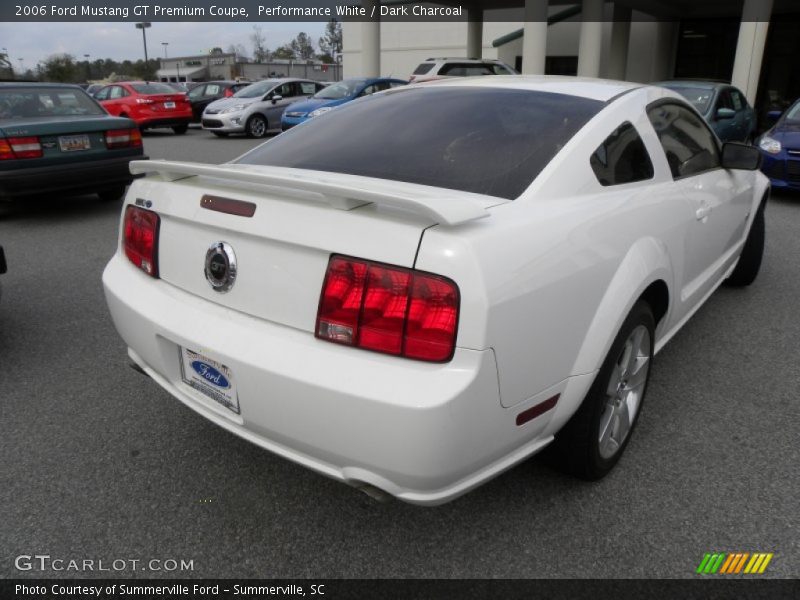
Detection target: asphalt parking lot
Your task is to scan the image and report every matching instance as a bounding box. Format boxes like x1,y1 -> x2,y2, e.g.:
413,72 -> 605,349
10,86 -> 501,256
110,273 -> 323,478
0,127 -> 798,579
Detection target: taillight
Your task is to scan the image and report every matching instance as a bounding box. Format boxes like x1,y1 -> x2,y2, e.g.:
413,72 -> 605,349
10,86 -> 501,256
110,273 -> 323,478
123,205 -> 160,277
0,136 -> 42,159
105,128 -> 142,149
316,255 -> 459,362
224,88 -> 234,97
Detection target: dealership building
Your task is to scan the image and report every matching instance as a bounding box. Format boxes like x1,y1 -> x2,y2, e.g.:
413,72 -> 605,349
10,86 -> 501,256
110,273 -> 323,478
343,0 -> 798,118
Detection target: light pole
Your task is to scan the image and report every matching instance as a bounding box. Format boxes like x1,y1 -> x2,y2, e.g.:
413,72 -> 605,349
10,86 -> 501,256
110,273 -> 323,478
135,22 -> 151,62
161,42 -> 168,58
83,53 -> 90,81
18,58 -> 24,76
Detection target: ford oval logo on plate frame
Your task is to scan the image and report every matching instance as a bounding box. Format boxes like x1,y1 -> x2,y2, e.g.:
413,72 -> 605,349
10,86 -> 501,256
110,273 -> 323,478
205,241 -> 237,293
179,347 -> 240,414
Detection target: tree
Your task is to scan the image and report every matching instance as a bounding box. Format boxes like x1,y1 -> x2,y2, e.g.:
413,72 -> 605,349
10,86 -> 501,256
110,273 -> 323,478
226,44 -> 249,61
290,32 -> 315,61
41,53 -> 78,82
318,20 -> 342,63
0,50 -> 12,78
250,25 -> 269,63
271,45 -> 295,60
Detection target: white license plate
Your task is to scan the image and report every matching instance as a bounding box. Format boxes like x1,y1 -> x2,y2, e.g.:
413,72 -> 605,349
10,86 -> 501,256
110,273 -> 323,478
58,134 -> 90,152
164,101 -> 176,109
179,348 -> 240,414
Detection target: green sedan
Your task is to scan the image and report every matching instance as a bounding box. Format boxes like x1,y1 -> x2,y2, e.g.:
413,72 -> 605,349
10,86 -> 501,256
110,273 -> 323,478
0,82 -> 147,202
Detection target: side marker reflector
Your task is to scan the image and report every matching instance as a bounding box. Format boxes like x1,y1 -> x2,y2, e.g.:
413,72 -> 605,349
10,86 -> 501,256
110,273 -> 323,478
516,394 -> 560,426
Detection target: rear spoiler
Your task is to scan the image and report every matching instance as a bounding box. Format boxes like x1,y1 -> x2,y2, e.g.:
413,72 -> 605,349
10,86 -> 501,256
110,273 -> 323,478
129,160 -> 493,226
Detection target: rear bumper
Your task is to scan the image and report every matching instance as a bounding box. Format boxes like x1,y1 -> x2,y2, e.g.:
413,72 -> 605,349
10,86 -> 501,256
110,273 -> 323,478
0,153 -> 146,200
137,117 -> 192,130
102,254 -> 573,505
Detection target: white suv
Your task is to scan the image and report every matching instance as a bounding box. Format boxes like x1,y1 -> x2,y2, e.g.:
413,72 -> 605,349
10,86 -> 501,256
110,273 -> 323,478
408,57 -> 518,83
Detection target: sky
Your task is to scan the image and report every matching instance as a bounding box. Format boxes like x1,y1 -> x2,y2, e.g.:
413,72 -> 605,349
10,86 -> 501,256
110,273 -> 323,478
0,22 -> 327,71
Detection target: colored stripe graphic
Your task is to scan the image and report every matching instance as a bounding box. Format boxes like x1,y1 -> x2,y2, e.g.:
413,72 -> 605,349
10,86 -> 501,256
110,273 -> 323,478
698,552 -> 774,575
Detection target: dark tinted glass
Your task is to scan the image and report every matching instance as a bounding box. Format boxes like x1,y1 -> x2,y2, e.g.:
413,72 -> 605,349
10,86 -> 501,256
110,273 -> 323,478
0,87 -> 105,118
590,122 -> 654,186
413,63 -> 434,75
131,82 -> 176,95
647,102 -> 720,178
237,87 -> 602,200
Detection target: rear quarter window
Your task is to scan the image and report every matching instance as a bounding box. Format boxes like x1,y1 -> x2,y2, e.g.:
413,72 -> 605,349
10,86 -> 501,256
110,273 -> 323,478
413,63 -> 435,75
590,122 -> 654,186
237,87 -> 602,200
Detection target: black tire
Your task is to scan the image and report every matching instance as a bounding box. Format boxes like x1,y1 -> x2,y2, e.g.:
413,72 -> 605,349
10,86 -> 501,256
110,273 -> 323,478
245,114 -> 268,138
172,125 -> 189,135
725,204 -> 765,287
211,131 -> 228,137
98,187 -> 126,202
549,301 -> 655,480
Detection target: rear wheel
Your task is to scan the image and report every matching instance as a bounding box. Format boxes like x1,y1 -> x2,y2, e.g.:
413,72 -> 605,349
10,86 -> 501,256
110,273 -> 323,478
246,114 -> 268,138
98,187 -> 126,202
725,203 -> 765,286
172,125 -> 188,135
550,301 -> 655,480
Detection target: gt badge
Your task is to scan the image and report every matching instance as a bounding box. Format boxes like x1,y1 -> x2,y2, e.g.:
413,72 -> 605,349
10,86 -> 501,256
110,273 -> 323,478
205,241 -> 237,293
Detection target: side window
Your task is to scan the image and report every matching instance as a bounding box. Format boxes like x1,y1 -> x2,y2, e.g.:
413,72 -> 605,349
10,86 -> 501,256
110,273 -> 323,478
716,90 -> 734,111
109,86 -> 126,100
315,83 -> 326,93
647,103 -> 721,179
389,81 -> 406,89
299,82 -> 317,95
94,87 -> 110,101
188,84 -> 205,99
590,122 -> 654,186
359,84 -> 379,97
275,83 -> 292,97
205,84 -> 221,97
730,90 -> 744,111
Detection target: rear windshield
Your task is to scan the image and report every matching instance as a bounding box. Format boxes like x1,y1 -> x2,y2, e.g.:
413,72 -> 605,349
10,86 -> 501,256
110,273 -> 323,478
130,82 -> 178,95
667,86 -> 714,113
237,87 -> 602,200
0,87 -> 104,119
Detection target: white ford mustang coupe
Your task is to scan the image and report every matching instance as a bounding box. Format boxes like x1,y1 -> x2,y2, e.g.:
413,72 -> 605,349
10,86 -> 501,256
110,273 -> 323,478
103,77 -> 768,505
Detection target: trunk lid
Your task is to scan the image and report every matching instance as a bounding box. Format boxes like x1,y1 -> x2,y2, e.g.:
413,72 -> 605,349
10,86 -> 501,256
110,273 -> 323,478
134,171 -> 456,333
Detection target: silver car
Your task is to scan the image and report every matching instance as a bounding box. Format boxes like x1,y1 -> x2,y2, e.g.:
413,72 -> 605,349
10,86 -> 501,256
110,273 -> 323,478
201,78 -> 326,138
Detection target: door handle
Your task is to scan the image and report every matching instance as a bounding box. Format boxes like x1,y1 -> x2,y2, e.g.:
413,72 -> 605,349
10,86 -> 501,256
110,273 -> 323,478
696,205 -> 712,221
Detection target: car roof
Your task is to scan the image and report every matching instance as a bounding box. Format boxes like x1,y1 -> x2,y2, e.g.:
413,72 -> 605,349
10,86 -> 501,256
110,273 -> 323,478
414,75 -> 641,103
424,57 -> 503,63
657,80 -> 729,90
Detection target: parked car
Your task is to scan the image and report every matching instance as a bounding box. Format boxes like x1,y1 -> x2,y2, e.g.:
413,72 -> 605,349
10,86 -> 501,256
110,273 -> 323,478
202,78 -> 326,138
281,77 -> 407,130
409,57 -> 517,83
758,98 -> 800,192
0,82 -> 146,202
95,81 -> 193,134
657,81 -> 756,143
187,80 -> 251,122
104,77 -> 767,505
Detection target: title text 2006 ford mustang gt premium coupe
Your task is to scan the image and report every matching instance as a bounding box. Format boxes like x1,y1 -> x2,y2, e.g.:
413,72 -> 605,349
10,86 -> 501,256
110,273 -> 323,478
103,77 -> 767,505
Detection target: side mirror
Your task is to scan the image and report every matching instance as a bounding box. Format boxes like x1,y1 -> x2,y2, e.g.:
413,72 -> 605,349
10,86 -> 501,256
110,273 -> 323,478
766,110 -> 782,124
721,142 -> 761,171
271,95 -> 283,104
716,107 -> 736,120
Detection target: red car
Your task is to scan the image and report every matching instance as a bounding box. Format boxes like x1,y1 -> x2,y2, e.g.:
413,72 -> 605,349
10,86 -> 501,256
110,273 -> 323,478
95,81 -> 192,134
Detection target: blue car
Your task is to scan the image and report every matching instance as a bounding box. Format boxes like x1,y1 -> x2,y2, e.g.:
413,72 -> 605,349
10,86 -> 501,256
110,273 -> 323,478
758,99 -> 800,192
657,81 -> 756,143
281,77 -> 407,131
